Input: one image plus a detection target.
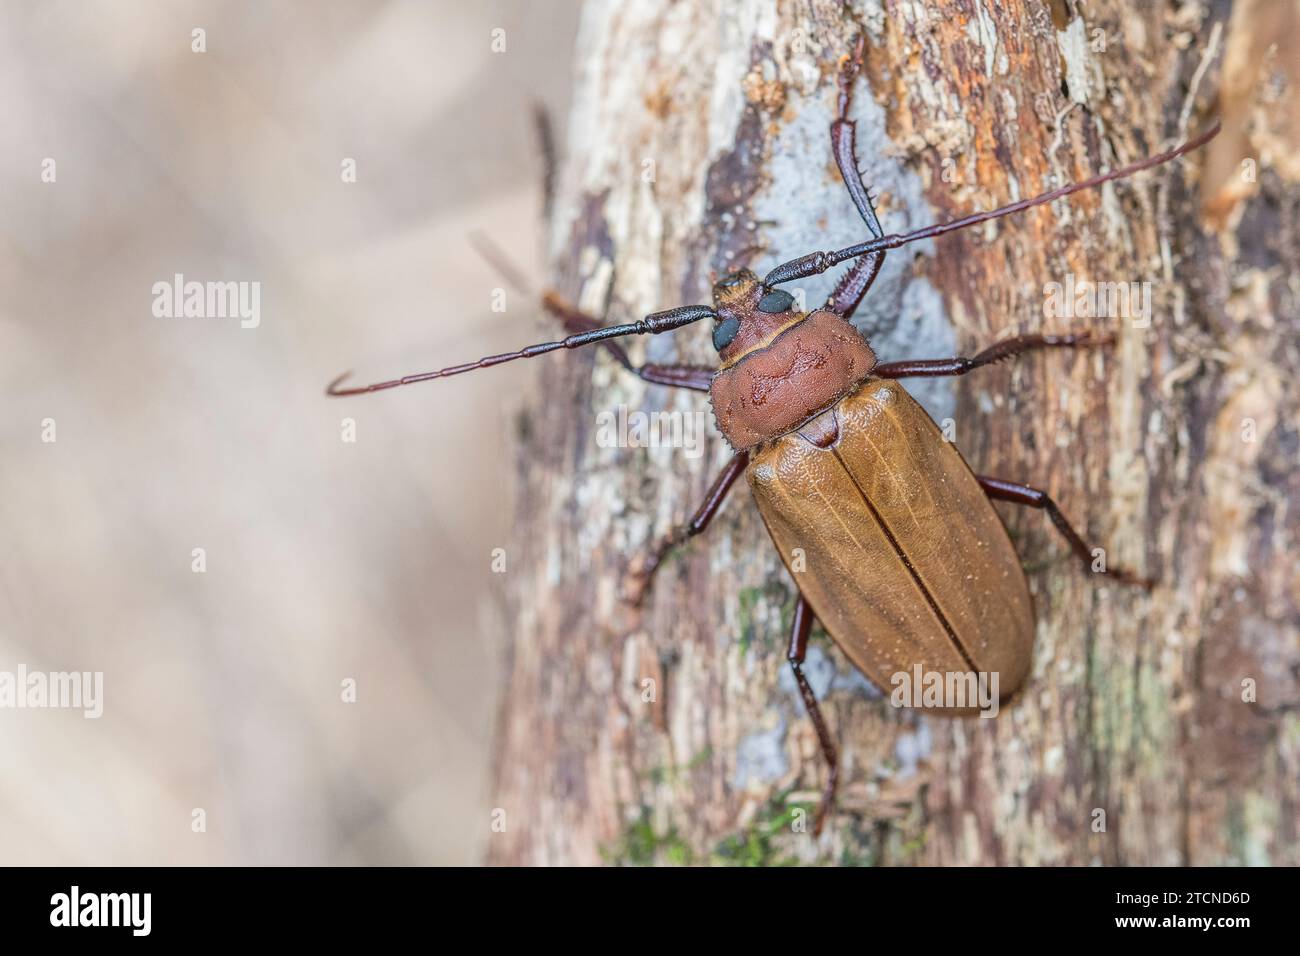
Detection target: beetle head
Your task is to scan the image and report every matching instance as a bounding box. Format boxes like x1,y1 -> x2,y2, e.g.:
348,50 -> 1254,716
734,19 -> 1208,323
707,270 -> 876,450
709,269 -> 802,367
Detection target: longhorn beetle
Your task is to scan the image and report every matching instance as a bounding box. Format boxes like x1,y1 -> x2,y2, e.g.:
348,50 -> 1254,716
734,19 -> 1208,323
328,39 -> 1220,835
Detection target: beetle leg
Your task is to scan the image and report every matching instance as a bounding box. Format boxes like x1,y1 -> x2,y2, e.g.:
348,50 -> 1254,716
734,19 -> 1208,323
830,35 -> 884,239
541,291 -> 714,392
978,476 -> 1155,588
872,331 -> 1109,378
623,451 -> 750,606
787,594 -> 839,837
824,35 -> 888,321
825,251 -> 886,320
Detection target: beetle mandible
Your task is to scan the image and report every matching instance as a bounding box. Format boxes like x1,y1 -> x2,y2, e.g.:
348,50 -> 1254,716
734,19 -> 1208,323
328,39 -> 1220,835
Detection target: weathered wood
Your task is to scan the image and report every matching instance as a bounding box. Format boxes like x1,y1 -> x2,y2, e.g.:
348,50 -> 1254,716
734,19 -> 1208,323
489,0 -> 1299,866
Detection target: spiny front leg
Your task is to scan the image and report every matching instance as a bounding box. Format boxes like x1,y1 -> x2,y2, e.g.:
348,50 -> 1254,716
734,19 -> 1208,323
825,250 -> 886,321
825,35 -> 888,321
830,34 -> 884,240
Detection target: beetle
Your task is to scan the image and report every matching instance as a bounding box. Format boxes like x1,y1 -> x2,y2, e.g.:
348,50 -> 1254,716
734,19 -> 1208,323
328,39 -> 1219,834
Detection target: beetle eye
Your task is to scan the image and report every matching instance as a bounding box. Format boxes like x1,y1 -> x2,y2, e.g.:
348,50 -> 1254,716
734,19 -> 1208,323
758,289 -> 795,313
712,316 -> 741,351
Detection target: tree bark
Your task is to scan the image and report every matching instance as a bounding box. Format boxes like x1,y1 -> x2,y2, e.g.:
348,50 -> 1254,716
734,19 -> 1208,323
489,0 -> 1299,866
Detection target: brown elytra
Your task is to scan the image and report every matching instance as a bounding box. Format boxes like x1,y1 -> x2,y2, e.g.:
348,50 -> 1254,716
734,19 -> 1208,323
748,381 -> 1035,711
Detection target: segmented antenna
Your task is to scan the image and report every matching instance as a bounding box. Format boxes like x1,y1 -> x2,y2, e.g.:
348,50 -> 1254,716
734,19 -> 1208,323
327,304 -> 715,396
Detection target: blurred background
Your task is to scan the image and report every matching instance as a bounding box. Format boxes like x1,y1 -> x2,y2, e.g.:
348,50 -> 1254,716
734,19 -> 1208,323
0,0 -> 579,864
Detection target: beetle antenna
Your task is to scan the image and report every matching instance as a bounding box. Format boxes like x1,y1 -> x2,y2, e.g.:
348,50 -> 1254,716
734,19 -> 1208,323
326,304 -> 715,395
469,230 -> 650,375
765,119 -> 1221,287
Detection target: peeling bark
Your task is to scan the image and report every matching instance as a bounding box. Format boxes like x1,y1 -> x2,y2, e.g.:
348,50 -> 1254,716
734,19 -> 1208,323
489,0 -> 1299,866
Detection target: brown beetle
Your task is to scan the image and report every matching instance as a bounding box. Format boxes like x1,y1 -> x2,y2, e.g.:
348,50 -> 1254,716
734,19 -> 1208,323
329,42 -> 1219,834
